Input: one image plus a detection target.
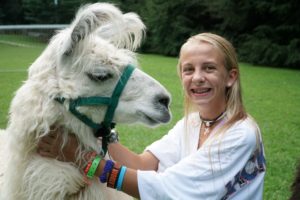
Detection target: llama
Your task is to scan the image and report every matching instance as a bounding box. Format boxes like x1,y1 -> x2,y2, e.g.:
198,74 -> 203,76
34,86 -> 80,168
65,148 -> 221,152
0,3 -> 171,200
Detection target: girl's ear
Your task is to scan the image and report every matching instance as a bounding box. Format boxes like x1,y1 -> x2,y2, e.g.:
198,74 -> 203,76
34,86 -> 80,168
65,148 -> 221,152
226,68 -> 238,87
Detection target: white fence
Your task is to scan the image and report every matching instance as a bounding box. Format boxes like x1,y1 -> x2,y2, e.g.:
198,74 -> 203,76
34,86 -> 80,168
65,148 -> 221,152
0,24 -> 67,45
0,24 -> 67,30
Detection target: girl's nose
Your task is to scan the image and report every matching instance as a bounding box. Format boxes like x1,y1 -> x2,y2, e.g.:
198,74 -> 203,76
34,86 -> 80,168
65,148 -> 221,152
192,70 -> 205,84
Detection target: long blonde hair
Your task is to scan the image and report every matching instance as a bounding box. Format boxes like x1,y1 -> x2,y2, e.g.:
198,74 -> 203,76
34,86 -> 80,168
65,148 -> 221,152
178,33 -> 247,134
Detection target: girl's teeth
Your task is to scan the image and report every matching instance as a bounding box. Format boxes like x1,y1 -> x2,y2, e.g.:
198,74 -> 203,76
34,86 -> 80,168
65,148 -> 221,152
194,88 -> 209,93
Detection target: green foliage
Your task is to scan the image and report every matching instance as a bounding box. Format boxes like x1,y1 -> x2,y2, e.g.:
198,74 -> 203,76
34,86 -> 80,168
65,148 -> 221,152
22,0 -> 101,24
1,0 -> 300,68
140,0 -> 220,56
202,0 -> 300,69
239,34 -> 300,69
134,0 -> 300,68
0,0 -> 24,24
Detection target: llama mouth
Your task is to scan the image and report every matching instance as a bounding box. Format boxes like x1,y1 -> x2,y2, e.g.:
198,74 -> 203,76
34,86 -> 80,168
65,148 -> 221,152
138,111 -> 171,125
144,114 -> 160,124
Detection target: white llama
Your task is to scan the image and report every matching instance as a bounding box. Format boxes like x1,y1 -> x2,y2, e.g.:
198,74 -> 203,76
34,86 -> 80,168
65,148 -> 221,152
0,3 -> 171,200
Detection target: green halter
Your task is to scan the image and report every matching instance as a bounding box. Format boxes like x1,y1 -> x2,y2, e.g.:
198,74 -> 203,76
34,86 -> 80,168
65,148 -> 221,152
55,64 -> 135,154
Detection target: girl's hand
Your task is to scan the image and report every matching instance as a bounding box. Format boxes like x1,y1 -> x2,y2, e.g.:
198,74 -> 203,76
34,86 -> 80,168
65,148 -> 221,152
37,126 -> 79,164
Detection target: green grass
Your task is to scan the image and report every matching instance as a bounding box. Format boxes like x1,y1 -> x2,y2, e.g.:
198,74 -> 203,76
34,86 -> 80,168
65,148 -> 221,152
0,39 -> 46,127
1,35 -> 300,199
0,34 -> 46,48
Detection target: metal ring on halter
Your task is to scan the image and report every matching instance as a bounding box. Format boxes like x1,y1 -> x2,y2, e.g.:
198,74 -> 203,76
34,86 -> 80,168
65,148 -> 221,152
107,129 -> 119,144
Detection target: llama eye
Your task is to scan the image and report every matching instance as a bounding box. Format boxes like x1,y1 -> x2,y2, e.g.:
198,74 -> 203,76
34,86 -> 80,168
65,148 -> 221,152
86,72 -> 113,82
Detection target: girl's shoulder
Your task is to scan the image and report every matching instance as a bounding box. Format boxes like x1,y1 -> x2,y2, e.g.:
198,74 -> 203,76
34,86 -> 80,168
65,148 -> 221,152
223,116 -> 261,150
231,116 -> 260,134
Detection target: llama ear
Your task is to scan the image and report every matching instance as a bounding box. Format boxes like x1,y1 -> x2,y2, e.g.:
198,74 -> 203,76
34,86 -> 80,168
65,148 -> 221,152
96,12 -> 146,50
63,3 -> 123,55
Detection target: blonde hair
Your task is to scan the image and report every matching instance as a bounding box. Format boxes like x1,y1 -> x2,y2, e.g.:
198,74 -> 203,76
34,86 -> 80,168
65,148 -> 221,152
177,33 -> 247,133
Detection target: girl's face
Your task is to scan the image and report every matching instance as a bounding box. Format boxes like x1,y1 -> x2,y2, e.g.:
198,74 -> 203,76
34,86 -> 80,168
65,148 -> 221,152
180,41 -> 236,111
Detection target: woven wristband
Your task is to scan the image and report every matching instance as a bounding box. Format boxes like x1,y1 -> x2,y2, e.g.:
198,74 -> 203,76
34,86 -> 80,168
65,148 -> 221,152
99,160 -> 114,183
86,155 -> 102,179
107,163 -> 121,188
116,166 -> 127,191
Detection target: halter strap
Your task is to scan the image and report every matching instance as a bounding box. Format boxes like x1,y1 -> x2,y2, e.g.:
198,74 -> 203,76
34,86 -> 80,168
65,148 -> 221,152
103,64 -> 135,127
55,64 -> 135,154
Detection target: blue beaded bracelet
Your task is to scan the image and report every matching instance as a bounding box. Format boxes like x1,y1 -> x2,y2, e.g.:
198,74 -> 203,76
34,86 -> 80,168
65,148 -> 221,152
99,160 -> 114,183
116,166 -> 127,191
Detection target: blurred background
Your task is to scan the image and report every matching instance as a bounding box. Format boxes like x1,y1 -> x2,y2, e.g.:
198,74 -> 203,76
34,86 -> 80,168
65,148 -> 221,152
1,0 -> 299,69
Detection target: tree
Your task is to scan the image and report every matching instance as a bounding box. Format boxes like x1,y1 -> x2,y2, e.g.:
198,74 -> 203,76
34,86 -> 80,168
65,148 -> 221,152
22,0 -> 100,24
140,0 -> 220,56
200,0 -> 300,68
0,0 -> 24,24
1,0 -> 300,68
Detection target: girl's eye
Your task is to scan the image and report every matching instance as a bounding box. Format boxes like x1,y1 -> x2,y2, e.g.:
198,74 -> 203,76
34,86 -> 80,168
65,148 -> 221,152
204,65 -> 216,72
86,72 -> 113,82
182,65 -> 194,73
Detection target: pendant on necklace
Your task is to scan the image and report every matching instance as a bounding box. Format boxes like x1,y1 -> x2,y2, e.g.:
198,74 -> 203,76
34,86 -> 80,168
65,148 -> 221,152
200,112 -> 227,136
203,121 -> 211,135
203,127 -> 210,135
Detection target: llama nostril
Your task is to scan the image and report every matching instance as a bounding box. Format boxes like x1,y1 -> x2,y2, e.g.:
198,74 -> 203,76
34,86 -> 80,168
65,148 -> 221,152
158,96 -> 170,108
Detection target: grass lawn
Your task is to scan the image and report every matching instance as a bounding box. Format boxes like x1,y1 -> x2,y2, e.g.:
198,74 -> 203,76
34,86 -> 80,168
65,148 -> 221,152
0,36 -> 300,199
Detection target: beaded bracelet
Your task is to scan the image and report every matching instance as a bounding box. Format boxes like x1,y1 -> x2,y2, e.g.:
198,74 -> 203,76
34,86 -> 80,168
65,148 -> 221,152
86,155 -> 102,179
99,160 -> 114,183
116,166 -> 127,191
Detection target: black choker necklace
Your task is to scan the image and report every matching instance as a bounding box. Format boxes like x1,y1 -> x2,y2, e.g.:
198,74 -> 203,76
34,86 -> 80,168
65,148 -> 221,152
200,112 -> 226,135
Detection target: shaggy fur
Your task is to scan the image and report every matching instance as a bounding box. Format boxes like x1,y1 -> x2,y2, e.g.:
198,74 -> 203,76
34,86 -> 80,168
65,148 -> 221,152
290,160 -> 300,200
0,130 -> 6,193
0,3 -> 171,200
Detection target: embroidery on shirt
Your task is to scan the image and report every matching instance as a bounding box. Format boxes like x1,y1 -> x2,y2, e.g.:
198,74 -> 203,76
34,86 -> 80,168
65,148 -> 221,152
221,142 -> 266,200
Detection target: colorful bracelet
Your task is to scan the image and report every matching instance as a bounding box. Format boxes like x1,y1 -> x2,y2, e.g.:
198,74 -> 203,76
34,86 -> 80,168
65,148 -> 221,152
84,161 -> 93,174
107,162 -> 121,188
82,151 -> 97,173
86,155 -> 102,179
116,166 -> 127,191
99,160 -> 114,183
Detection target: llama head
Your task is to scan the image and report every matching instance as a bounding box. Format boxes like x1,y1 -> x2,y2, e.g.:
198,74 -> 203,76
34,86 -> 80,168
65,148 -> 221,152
28,3 -> 171,137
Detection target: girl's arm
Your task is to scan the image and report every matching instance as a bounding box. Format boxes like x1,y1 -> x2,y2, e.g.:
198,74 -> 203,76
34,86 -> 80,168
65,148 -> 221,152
108,142 -> 158,170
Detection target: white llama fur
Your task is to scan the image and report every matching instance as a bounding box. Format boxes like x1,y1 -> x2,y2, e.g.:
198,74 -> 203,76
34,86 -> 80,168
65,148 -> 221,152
0,3 -> 171,200
0,130 -> 6,193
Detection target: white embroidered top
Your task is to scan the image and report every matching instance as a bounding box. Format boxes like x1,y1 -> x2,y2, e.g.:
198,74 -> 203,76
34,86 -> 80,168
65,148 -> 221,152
137,112 -> 266,200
